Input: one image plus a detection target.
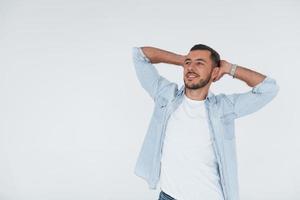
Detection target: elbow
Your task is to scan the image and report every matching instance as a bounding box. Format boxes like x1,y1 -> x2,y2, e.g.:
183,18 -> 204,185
271,82 -> 280,97
252,76 -> 279,94
263,79 -> 280,101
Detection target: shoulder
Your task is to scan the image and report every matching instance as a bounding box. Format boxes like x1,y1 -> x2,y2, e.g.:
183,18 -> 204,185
212,93 -> 235,115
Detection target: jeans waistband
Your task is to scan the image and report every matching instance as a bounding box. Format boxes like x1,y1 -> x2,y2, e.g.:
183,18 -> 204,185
159,190 -> 176,200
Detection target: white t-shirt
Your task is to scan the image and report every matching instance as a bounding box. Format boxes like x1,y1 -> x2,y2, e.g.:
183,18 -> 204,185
159,94 -> 224,200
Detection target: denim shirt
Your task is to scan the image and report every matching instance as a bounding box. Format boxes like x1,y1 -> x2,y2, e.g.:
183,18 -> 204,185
132,47 -> 279,200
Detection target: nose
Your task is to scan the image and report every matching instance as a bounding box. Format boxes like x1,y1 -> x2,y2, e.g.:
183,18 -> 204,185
187,62 -> 194,70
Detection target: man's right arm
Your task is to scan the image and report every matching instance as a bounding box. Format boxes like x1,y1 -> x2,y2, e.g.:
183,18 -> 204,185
132,46 -> 185,101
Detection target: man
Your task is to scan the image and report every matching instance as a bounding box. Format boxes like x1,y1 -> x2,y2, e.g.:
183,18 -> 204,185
132,44 -> 279,200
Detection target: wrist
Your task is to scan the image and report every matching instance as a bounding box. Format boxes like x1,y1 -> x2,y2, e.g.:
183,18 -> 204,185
223,63 -> 232,75
229,64 -> 238,78
179,55 -> 187,66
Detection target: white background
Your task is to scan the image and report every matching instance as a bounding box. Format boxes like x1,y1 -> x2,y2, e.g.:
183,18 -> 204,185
0,0 -> 299,199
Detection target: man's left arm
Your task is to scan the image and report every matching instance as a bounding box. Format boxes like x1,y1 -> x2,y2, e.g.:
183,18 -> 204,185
214,60 -> 280,118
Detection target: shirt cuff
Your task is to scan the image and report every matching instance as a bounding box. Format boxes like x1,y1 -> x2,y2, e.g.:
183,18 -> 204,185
132,47 -> 151,63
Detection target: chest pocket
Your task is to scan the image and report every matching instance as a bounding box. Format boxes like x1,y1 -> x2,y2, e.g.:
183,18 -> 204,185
220,112 -> 237,140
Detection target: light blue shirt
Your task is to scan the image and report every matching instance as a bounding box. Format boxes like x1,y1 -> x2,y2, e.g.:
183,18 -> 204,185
132,47 -> 279,200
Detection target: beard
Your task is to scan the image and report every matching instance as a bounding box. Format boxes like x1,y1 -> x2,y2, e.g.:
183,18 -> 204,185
184,72 -> 212,90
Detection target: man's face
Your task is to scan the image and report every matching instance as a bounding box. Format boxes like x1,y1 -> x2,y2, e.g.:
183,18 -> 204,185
183,50 -> 217,89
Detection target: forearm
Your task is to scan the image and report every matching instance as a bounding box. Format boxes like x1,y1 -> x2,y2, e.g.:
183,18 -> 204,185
233,66 -> 266,87
223,64 -> 266,87
141,46 -> 185,66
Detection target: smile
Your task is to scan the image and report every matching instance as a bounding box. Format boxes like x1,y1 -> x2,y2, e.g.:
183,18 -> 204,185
186,73 -> 199,79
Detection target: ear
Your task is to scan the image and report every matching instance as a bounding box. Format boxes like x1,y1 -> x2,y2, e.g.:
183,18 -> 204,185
211,67 -> 220,81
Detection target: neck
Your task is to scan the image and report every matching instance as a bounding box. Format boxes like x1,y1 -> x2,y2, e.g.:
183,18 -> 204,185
184,83 -> 211,101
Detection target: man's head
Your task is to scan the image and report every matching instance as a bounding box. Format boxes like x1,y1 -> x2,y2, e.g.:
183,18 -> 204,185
183,44 -> 220,90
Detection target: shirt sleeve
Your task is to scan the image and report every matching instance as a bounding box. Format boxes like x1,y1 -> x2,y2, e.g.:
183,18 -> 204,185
225,76 -> 280,119
132,46 -> 175,101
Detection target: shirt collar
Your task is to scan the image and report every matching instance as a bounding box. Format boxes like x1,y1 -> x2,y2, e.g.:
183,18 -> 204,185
177,85 -> 215,103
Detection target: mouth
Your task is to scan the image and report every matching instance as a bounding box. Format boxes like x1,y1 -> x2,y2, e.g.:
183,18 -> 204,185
186,73 -> 199,80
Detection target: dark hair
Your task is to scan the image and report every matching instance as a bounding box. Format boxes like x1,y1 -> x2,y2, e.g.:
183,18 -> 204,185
190,44 -> 220,68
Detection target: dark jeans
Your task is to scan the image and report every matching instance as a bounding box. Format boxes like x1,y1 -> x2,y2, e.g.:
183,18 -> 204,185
158,190 -> 176,200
